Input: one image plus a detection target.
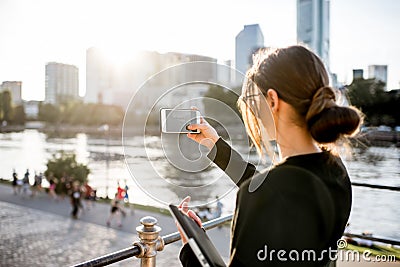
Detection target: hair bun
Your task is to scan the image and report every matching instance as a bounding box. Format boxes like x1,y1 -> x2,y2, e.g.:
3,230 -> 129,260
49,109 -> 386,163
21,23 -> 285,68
306,86 -> 361,143
306,86 -> 336,122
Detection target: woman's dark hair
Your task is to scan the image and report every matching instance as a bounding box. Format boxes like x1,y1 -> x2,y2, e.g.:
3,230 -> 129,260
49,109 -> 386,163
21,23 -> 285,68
240,45 -> 361,148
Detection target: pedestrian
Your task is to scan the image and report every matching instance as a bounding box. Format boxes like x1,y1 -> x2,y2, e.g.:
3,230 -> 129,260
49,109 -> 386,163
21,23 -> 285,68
48,174 -> 57,200
106,194 -> 123,227
123,180 -> 134,214
213,196 -> 223,219
31,172 -> 43,197
70,181 -> 82,219
57,175 -> 68,200
178,45 -> 361,266
12,169 -> 19,195
82,181 -> 93,210
22,169 -> 30,197
123,182 -> 129,204
116,182 -> 125,201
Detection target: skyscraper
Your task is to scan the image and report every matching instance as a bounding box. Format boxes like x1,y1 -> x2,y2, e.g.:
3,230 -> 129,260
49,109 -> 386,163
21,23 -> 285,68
45,62 -> 79,104
368,65 -> 388,90
235,24 -> 264,80
297,0 -> 330,69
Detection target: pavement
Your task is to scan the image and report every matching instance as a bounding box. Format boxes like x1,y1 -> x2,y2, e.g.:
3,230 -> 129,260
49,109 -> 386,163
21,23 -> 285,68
0,183 -> 398,267
0,183 -> 230,266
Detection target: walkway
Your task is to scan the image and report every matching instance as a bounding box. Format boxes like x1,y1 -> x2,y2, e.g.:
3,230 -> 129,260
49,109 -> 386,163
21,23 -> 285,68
0,183 -> 230,266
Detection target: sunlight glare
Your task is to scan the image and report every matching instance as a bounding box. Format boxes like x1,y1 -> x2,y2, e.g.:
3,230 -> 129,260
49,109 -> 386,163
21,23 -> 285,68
99,45 -> 140,67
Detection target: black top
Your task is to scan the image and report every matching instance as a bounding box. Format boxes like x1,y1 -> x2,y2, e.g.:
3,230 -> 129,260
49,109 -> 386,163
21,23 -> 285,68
180,138 -> 352,267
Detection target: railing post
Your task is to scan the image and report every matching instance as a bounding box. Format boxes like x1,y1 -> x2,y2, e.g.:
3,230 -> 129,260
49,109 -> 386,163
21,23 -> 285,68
133,216 -> 165,267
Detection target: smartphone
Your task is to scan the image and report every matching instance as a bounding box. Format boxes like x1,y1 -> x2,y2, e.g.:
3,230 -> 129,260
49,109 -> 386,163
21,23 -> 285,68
160,108 -> 200,134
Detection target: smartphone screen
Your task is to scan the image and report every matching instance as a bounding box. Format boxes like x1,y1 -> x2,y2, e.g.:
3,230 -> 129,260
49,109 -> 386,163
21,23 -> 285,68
161,109 -> 200,133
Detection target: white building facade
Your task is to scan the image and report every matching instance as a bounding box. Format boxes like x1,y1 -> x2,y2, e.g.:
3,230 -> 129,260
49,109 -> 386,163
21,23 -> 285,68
45,62 -> 79,104
235,24 -> 264,82
297,0 -> 330,69
368,65 -> 388,90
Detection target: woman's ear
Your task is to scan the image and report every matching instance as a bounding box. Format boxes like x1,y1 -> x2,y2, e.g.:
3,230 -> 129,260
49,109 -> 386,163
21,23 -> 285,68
266,89 -> 279,112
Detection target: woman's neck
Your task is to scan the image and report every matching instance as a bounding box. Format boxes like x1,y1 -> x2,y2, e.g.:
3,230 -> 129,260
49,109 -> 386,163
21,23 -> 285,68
276,123 -> 321,159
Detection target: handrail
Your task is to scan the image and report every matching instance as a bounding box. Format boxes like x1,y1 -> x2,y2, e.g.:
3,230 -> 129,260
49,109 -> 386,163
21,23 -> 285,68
70,214 -> 233,267
343,232 -> 400,246
72,246 -> 141,267
351,182 -> 400,192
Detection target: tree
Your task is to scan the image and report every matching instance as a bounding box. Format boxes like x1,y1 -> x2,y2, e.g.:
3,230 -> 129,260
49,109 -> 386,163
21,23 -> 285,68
45,152 -> 90,184
11,105 -> 26,125
1,90 -> 13,123
38,103 -> 61,123
202,85 -> 241,126
38,101 -> 124,126
346,78 -> 396,126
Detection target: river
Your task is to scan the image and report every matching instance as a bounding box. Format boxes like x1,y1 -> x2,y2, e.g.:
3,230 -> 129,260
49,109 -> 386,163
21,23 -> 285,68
0,129 -> 399,240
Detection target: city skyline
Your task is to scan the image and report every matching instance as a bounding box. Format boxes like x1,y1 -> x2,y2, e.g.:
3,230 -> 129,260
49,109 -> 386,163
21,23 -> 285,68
0,0 -> 399,101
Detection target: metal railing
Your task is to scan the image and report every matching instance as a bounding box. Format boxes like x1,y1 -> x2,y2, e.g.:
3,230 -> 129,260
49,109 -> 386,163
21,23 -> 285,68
72,214 -> 233,267
72,182 -> 400,267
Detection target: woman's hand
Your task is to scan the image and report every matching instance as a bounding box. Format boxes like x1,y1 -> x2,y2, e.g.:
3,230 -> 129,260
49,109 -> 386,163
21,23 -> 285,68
186,108 -> 219,150
177,196 -> 203,245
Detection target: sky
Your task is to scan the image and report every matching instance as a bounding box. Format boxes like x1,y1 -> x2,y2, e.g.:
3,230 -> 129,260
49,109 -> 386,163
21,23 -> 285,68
0,0 -> 399,101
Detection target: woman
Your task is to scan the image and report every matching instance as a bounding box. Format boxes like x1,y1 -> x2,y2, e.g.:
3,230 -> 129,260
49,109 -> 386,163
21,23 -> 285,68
106,194 -> 124,227
178,46 -> 361,266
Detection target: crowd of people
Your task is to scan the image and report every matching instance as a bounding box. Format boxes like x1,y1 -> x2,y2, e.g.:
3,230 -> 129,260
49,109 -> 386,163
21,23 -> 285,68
10,169 -> 135,223
12,169 -> 44,197
10,169 -> 97,219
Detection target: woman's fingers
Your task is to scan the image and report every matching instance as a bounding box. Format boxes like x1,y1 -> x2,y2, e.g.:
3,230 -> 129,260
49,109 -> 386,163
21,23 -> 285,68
181,202 -> 189,214
187,123 -> 209,131
178,196 -> 190,208
176,222 -> 188,245
178,196 -> 191,213
176,196 -> 203,244
191,106 -> 205,124
188,209 -> 203,227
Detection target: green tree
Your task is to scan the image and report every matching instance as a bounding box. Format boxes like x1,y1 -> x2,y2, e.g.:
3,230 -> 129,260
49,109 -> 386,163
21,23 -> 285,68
1,90 -> 13,122
11,105 -> 26,125
38,101 -> 124,126
0,92 -> 2,121
38,103 -> 61,123
347,78 -> 394,126
203,85 -> 241,125
44,153 -> 90,184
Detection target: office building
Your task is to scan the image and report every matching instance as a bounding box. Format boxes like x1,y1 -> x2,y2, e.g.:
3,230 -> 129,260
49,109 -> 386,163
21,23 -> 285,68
368,65 -> 388,90
235,24 -> 264,81
352,69 -> 364,80
0,81 -> 22,105
45,62 -> 79,104
297,0 -> 330,68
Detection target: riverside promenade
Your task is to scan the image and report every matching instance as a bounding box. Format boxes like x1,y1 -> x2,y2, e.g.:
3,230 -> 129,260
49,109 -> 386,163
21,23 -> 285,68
0,183 -> 398,266
0,183 -> 230,266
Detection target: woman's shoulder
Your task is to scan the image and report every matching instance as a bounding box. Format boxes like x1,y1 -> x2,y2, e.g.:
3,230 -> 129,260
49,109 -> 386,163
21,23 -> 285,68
240,160 -> 333,196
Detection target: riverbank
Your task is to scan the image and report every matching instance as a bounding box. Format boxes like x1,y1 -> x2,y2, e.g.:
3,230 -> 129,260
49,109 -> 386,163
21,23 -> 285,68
3,122 -> 400,146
